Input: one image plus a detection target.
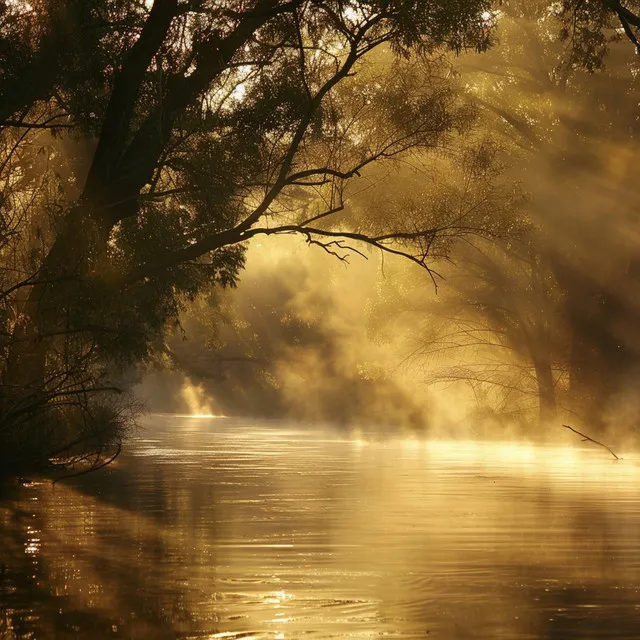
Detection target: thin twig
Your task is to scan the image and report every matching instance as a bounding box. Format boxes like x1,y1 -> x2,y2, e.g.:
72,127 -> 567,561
562,424 -> 621,460
51,444 -> 122,484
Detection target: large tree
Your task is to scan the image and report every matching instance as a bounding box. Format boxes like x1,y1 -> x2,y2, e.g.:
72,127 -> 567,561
0,0 -> 496,472
405,1 -> 640,430
558,0 -> 640,68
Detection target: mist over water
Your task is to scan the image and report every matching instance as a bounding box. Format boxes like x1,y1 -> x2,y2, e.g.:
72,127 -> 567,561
2,417 -> 640,639
137,236 -> 434,433
135,36 -> 640,442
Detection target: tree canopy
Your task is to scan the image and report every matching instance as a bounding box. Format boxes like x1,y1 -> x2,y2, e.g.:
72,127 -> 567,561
4,0 -> 640,472
0,0 -> 500,473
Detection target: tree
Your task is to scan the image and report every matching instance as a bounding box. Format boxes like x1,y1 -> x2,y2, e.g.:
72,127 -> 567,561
412,1 -> 640,431
419,235 -> 568,425
558,0 -> 640,68
0,0 -> 496,473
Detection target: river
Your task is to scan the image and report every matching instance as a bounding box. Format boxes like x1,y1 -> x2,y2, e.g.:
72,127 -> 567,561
1,415 -> 640,639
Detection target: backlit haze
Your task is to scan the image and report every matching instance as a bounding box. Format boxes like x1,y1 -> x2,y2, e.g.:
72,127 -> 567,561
4,2 -> 640,639
136,6 -> 640,448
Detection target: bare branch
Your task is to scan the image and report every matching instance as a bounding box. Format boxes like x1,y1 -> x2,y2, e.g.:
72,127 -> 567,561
0,119 -> 73,130
562,424 -> 621,460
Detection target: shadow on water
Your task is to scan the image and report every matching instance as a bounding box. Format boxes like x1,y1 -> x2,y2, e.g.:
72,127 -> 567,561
2,416 -> 640,639
0,481 -> 178,639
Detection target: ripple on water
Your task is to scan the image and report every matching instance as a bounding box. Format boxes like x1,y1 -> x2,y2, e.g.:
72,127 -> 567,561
2,418 -> 640,639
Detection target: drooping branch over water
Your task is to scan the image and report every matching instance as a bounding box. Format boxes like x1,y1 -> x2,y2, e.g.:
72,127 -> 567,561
562,424 -> 621,460
0,0 -> 499,474
4,0 -> 640,474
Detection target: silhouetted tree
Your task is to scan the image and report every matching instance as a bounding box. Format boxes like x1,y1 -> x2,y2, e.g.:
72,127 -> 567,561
425,236 -> 567,424
558,0 -> 640,68
439,2 -> 640,430
0,0 -> 496,472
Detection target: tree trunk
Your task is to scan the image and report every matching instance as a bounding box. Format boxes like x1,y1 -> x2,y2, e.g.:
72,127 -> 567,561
1,206 -> 102,464
534,357 -> 556,424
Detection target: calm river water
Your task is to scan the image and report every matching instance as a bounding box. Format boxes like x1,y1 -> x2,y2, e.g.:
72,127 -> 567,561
1,416 -> 640,639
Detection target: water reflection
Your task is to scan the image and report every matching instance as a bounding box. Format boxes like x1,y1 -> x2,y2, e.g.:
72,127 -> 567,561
2,417 -> 640,638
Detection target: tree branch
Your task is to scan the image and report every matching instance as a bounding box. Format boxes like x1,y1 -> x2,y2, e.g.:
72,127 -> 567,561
562,423 -> 621,460
83,0 -> 180,201
0,119 -> 73,130
102,0 -> 305,222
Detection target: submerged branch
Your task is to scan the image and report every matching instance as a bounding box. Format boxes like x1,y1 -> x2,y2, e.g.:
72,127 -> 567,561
51,443 -> 123,484
562,424 -> 621,460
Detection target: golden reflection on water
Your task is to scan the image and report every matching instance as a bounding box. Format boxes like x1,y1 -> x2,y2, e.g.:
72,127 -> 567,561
2,418 -> 640,639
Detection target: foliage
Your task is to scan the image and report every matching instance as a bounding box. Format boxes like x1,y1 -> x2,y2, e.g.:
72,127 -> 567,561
0,0 -> 499,473
557,0 -> 640,69
396,1 -> 640,429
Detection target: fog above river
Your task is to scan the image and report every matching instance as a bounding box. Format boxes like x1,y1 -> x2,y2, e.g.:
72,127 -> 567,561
4,419 -> 640,640
7,3 -> 640,639
134,6 -> 640,446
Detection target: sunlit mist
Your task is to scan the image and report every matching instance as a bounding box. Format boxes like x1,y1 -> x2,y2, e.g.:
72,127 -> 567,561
180,380 -> 221,418
3,1 -> 640,639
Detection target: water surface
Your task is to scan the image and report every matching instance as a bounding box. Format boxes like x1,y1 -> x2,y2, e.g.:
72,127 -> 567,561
1,416 -> 640,639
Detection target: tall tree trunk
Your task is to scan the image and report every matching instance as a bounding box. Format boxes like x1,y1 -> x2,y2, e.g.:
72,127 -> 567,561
534,357 -> 556,424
